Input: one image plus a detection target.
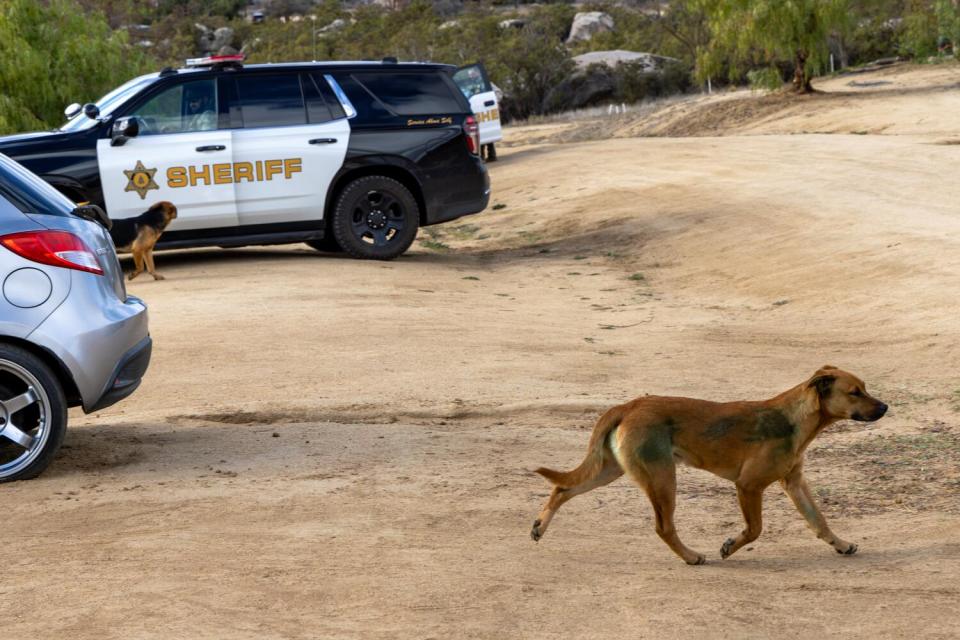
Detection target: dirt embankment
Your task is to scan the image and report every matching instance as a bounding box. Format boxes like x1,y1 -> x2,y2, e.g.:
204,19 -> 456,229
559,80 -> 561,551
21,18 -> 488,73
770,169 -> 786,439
505,62 -> 960,145
2,63 -> 960,639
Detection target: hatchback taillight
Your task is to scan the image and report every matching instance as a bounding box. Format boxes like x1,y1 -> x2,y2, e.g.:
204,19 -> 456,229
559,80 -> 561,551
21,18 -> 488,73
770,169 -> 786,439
464,115 -> 480,156
0,230 -> 103,275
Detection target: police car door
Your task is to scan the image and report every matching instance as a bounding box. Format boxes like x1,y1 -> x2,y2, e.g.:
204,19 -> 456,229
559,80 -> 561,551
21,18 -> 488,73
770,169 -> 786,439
228,72 -> 349,227
96,78 -> 238,230
453,63 -> 502,145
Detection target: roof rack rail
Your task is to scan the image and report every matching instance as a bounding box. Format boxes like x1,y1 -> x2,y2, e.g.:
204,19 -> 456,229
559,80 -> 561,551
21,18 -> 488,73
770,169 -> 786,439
382,56 -> 398,64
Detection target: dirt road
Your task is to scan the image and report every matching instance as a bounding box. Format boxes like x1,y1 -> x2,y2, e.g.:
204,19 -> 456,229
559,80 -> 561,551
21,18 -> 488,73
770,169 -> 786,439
3,64 -> 959,638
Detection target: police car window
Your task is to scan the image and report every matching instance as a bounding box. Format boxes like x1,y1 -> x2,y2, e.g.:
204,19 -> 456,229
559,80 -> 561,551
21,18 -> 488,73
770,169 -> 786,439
354,73 -> 463,116
131,79 -> 218,135
313,74 -> 346,120
302,74 -> 332,124
453,66 -> 491,100
331,74 -> 393,125
236,74 -> 307,128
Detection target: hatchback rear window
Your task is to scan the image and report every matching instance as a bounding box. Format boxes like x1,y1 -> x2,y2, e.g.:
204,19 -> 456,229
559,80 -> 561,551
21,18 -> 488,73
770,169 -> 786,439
352,72 -> 465,116
0,154 -> 75,218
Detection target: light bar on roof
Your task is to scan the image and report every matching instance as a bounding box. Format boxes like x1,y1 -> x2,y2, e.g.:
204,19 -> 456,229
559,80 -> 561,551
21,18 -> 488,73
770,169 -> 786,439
184,54 -> 245,67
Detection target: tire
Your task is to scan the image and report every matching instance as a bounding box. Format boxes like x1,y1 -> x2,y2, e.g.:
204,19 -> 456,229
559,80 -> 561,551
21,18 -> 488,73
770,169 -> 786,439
485,143 -> 497,162
0,344 -> 67,483
331,176 -> 420,260
305,236 -> 343,253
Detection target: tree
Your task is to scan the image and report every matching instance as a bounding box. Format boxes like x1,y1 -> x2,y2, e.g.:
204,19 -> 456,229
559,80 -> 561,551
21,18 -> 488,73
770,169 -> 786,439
701,0 -> 851,93
0,0 -> 149,134
656,0 -> 716,63
902,0 -> 960,58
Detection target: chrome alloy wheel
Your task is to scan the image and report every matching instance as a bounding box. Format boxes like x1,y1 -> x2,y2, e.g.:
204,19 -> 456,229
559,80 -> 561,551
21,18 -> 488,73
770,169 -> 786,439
0,360 -> 52,480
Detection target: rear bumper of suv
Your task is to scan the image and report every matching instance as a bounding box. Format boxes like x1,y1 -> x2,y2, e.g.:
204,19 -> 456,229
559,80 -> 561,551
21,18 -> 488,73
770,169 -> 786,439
424,161 -> 490,226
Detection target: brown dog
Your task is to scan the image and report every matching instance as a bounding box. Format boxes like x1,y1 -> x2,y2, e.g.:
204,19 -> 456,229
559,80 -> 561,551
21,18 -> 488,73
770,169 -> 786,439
109,201 -> 178,281
531,366 -> 888,564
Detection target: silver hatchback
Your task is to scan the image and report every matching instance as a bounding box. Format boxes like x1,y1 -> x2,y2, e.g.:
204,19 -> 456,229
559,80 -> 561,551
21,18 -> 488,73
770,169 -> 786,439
0,153 -> 150,482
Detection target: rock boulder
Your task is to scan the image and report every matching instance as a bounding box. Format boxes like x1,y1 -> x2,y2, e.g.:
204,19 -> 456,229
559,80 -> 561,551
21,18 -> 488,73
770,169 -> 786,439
566,12 -> 614,44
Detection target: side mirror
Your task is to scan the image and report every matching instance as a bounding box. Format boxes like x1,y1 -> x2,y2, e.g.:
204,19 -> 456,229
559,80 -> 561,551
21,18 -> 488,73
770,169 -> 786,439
110,116 -> 140,147
64,103 -> 82,119
82,103 -> 100,119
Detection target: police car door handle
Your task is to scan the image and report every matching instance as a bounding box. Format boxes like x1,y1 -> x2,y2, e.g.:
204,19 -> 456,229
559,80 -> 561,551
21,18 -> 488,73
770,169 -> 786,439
196,145 -> 226,152
484,100 -> 495,107
309,138 -> 338,145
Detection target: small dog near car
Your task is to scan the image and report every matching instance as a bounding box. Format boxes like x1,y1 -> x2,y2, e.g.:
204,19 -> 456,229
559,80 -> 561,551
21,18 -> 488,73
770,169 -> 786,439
109,201 -> 177,281
531,366 -> 888,564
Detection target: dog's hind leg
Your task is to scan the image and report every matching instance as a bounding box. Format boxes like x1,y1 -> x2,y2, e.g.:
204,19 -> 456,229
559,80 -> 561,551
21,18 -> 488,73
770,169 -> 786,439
720,486 -> 764,559
628,460 -> 707,565
531,457 -> 622,542
144,248 -> 164,281
780,465 -> 857,555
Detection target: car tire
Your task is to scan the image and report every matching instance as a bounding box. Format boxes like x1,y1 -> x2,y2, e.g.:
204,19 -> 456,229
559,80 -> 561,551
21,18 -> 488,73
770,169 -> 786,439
331,176 -> 419,260
305,236 -> 343,253
0,344 -> 67,483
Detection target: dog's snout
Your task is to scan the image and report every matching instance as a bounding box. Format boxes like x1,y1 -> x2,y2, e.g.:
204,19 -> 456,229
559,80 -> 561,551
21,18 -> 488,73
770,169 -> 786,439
873,402 -> 888,419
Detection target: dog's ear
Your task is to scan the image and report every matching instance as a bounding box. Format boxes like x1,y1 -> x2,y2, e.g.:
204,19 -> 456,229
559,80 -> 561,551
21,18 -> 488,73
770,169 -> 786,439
819,364 -> 838,371
808,373 -> 836,398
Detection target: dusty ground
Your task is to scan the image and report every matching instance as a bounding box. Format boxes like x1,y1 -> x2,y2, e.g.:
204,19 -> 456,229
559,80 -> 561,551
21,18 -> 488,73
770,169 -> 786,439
3,63 -> 960,638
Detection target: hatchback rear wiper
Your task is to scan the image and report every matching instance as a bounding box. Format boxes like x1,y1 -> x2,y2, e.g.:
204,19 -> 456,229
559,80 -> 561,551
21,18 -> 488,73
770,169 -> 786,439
72,204 -> 112,230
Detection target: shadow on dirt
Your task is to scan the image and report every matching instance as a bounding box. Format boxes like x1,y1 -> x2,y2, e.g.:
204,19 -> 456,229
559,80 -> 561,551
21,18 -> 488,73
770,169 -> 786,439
121,220 -> 649,274
51,421 -> 301,478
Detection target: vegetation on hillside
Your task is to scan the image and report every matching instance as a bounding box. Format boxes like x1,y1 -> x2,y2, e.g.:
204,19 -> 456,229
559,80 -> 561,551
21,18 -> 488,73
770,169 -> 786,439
1,0 -> 958,134
0,0 -> 149,133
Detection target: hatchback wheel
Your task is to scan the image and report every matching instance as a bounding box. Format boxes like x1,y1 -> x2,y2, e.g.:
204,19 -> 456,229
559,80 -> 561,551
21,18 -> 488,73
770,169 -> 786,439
332,176 -> 419,260
0,345 -> 67,483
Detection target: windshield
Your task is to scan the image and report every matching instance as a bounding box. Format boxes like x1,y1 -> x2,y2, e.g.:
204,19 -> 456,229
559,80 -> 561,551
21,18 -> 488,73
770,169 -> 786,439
59,73 -> 159,132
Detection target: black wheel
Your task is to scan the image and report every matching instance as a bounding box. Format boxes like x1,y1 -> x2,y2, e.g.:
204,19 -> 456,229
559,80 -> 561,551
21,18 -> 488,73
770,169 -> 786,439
485,143 -> 497,162
331,176 -> 419,260
0,344 -> 67,482
305,236 -> 343,253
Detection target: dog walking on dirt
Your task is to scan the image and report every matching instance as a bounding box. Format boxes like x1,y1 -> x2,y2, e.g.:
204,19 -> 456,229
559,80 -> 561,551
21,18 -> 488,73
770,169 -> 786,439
531,366 -> 888,564
109,201 -> 177,281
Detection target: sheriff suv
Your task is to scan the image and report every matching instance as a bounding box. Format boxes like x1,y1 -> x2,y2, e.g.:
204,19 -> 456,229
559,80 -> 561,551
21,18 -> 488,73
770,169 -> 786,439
0,56 -> 490,260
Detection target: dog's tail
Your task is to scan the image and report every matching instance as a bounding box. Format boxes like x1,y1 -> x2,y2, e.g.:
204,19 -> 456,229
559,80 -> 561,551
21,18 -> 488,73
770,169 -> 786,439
534,405 -> 624,489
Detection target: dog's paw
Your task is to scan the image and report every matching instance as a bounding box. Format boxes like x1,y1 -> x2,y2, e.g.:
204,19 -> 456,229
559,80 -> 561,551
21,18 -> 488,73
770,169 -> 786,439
530,519 -> 542,542
720,537 -> 736,559
152,274 -> 165,281
127,273 -> 139,281
837,542 -> 858,555
686,554 -> 707,566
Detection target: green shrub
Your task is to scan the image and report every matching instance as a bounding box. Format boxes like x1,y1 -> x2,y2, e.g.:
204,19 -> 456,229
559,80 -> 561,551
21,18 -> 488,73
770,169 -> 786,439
0,0 -> 149,134
901,0 -> 960,59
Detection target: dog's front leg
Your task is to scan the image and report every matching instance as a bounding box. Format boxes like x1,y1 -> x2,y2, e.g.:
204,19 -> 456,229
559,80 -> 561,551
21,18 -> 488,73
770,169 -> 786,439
721,486 -> 764,559
780,465 -> 857,555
